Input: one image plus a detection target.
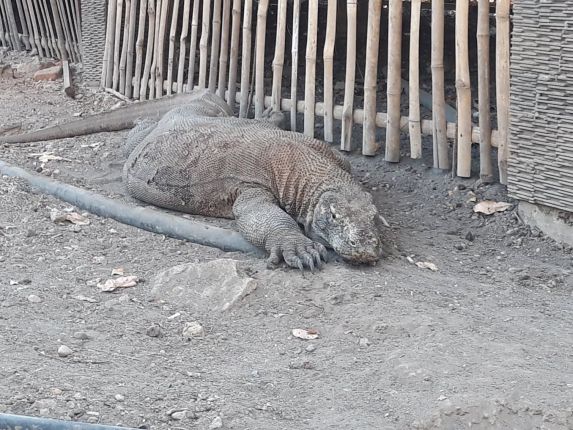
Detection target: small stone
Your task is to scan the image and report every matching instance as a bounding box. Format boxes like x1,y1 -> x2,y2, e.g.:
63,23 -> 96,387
182,321 -> 204,339
33,65 -> 63,81
114,394 -> 125,402
39,408 -> 50,417
146,325 -> 162,338
73,331 -> 91,340
170,410 -> 186,421
27,294 -> 42,303
359,337 -> 371,348
209,416 -> 223,429
57,345 -> 73,357
454,243 -> 466,251
305,344 -> 316,353
465,232 -> 475,242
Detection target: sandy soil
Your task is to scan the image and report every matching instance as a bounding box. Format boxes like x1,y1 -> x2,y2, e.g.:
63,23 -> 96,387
1,51 -> 572,430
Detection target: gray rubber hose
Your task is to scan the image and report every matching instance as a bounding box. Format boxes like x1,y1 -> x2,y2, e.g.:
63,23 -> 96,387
0,160 -> 263,256
0,413 -> 138,430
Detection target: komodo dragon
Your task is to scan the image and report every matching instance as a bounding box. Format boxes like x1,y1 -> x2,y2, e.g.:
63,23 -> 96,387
1,90 -> 382,270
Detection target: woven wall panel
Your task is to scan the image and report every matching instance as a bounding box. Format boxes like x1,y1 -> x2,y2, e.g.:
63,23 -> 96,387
81,0 -> 107,85
509,1 -> 573,212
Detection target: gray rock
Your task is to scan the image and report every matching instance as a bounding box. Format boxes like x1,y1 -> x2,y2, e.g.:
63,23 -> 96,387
27,294 -> 42,303
57,345 -> 73,357
149,259 -> 257,312
209,416 -> 223,429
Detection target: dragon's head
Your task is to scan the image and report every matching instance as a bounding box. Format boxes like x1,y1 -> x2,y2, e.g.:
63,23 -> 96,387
308,189 -> 382,264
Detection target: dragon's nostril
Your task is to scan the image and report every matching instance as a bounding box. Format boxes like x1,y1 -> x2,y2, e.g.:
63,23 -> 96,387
349,240 -> 357,247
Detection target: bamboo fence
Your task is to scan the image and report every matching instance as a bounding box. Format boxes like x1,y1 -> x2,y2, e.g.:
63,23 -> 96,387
1,0 -> 513,183
0,0 -> 81,63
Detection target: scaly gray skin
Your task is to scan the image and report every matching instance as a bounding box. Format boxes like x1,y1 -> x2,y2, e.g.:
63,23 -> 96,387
122,91 -> 382,270
2,89 -> 382,269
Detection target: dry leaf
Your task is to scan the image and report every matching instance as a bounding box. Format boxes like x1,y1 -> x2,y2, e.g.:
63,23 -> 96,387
416,261 -> 438,272
292,328 -> 320,340
111,267 -> 125,276
473,201 -> 513,215
29,152 -> 72,163
98,275 -> 139,292
74,295 -> 97,303
50,209 -> 90,225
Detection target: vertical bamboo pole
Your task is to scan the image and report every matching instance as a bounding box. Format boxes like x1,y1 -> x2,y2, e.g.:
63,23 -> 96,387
62,0 -> 80,62
56,1 -> 75,62
14,0 -> 31,50
50,0 -> 66,60
177,0 -> 191,93
209,0 -> 222,92
167,0 -> 181,95
3,0 -> 21,51
149,0 -> 162,99
124,0 -> 138,97
20,0 -> 37,54
140,0 -> 156,99
254,0 -> 269,118
303,0 -> 318,136
477,0 -> 492,181
496,0 -> 510,185
271,0 -> 287,112
187,0 -> 200,90
0,1 -> 10,49
26,0 -> 44,57
155,0 -> 170,97
431,0 -> 449,169
456,0 -> 472,177
119,0 -> 132,94
198,0 -> 211,88
323,0 -> 337,142
217,0 -> 231,99
290,0 -> 300,131
341,0 -> 356,151
42,0 -> 57,57
112,0 -> 124,90
134,0 -> 148,98
102,0 -> 117,87
362,0 -> 382,156
385,0 -> 403,162
227,0 -> 241,107
408,0 -> 422,159
239,0 -> 253,117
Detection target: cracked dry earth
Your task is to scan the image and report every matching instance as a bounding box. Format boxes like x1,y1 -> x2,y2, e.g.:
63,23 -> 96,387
1,52 -> 572,430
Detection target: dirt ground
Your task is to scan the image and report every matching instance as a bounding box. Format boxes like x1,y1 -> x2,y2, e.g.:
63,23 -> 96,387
1,51 -> 572,430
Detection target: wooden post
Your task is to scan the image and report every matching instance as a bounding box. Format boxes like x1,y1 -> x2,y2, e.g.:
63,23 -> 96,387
254,0 -> 269,118
20,0 -> 38,55
456,0 -> 472,177
477,0 -> 492,182
496,0 -> 511,185
149,0 -> 162,99
431,0 -> 449,169
186,0 -> 200,90
125,0 -> 137,98
341,0 -> 356,151
227,0 -> 242,107
217,0 -> 231,99
408,0 -> 422,159
323,0 -> 337,142
0,6 -> 7,49
385,0 -> 403,162
62,0 -> 80,62
271,0 -> 287,112
167,0 -> 181,95
3,0 -> 21,50
362,0 -> 382,156
303,0 -> 318,136
31,0 -> 49,57
56,1 -> 75,62
112,0 -> 124,90
39,0 -> 57,57
50,0 -> 71,96
102,0 -> 117,87
0,0 -> 13,49
177,0 -> 191,93
25,0 -> 43,58
198,0 -> 211,88
290,0 -> 300,131
209,0 -> 222,92
239,0 -> 253,117
134,0 -> 149,99
140,0 -> 156,99
119,0 -> 132,94
155,0 -> 170,97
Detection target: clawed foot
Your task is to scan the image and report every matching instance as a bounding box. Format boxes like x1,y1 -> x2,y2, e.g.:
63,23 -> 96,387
266,239 -> 329,272
261,106 -> 286,129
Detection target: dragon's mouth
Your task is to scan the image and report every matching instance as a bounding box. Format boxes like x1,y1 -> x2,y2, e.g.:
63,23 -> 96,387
338,249 -> 381,265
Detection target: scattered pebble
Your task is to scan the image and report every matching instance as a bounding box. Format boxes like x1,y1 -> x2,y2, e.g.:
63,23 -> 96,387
27,294 -> 42,303
305,344 -> 316,353
209,416 -> 223,429
182,321 -> 204,339
359,337 -> 371,348
57,345 -> 73,357
146,325 -> 162,338
73,331 -> 91,340
114,394 -> 125,402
